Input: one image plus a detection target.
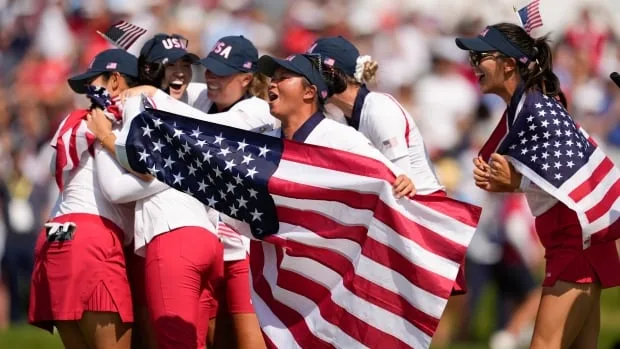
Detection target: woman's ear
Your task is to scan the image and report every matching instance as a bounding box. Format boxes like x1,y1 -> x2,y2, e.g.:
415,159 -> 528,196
110,72 -> 121,94
503,57 -> 517,75
240,73 -> 253,88
303,84 -> 318,102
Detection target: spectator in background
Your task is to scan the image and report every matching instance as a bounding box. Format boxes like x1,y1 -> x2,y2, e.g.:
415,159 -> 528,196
413,36 -> 478,160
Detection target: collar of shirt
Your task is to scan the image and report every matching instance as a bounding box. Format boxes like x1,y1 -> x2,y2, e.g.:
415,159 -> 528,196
281,111 -> 325,142
347,84 -> 370,130
507,82 -> 526,121
207,93 -> 252,114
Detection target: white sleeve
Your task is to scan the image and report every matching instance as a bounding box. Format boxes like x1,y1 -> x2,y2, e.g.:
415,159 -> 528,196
94,144 -> 169,203
341,130 -> 406,177
364,97 -> 411,163
151,90 -> 276,133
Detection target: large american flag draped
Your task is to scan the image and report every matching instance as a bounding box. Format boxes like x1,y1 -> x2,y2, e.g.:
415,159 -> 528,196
116,99 -> 481,348
516,0 -> 543,34
480,89 -> 620,249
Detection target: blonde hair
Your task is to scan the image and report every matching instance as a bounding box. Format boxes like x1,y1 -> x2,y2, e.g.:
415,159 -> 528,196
346,59 -> 379,85
248,72 -> 269,100
361,60 -> 379,83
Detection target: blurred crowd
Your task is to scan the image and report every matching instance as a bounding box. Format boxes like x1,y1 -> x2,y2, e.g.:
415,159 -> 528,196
1,0 -> 620,347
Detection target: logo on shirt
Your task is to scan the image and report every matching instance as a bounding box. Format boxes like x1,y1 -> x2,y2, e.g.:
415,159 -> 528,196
382,137 -> 399,149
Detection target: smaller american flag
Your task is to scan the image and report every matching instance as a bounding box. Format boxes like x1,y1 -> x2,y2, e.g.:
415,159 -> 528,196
98,21 -> 147,51
516,0 -> 543,34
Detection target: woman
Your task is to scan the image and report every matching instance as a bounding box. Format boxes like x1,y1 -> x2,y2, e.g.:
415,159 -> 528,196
306,36 -> 442,195
137,33 -> 206,106
90,34 -> 223,349
199,35 -> 270,349
256,52 -> 414,196
455,23 -> 620,348
306,36 -> 468,295
28,49 -> 138,349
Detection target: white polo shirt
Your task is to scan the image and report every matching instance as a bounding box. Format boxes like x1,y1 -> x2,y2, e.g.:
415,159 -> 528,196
50,148 -> 134,245
335,86 -> 443,195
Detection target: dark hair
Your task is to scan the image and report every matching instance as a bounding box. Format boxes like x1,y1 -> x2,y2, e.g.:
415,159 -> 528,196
97,71 -> 139,88
137,55 -> 165,88
492,22 -> 562,99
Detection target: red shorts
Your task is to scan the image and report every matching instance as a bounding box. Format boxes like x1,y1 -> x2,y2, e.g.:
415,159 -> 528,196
211,255 -> 255,318
145,226 -> 223,349
28,213 -> 133,332
536,202 -> 620,288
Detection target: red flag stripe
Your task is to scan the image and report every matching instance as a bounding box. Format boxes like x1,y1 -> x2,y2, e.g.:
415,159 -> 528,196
277,265 -> 414,348
585,178 -> 620,223
270,235 -> 441,336
569,157 -> 614,202
478,112 -> 508,161
275,206 -> 455,298
281,141 -> 396,182
270,178 -> 468,262
250,243 -> 335,349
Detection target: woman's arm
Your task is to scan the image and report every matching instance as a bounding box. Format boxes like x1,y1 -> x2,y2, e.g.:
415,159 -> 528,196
94,144 -> 169,204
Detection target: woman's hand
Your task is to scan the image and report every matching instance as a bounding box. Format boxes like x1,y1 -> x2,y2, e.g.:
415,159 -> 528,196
473,154 -> 522,192
86,108 -> 112,140
393,174 -> 416,199
120,85 -> 158,102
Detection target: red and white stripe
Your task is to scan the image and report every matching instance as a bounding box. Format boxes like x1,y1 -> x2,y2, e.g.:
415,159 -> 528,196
510,137 -> 620,248
523,0 -> 543,33
250,141 -> 480,349
50,110 -> 96,190
113,21 -> 148,50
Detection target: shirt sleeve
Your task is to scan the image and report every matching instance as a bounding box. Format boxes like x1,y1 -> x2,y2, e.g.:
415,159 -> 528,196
363,96 -> 411,162
151,90 -> 277,133
94,144 -> 169,204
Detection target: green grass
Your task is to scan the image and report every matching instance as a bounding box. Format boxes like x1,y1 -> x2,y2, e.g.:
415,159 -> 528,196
0,325 -> 63,349
0,289 -> 618,349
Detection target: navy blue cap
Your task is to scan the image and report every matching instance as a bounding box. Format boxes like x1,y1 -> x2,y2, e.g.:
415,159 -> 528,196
258,54 -> 329,102
455,26 -> 531,64
306,36 -> 360,77
200,36 -> 258,76
68,49 -> 138,94
140,33 -> 200,65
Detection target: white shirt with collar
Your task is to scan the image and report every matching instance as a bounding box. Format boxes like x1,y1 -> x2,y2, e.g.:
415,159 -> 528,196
50,144 -> 134,245
333,86 -> 443,195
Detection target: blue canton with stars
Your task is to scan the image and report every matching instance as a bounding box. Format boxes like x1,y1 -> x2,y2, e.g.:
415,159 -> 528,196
124,108 -> 282,238
498,92 -> 595,188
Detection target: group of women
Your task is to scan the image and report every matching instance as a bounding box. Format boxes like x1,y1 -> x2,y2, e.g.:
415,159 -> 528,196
26,19 -> 620,349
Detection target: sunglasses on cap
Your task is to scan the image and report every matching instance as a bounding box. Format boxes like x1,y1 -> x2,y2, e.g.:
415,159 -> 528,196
468,51 -> 507,67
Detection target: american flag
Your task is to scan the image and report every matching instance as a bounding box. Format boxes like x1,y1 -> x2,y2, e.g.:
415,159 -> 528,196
98,21 -> 147,51
479,90 -> 620,248
516,0 -> 543,34
117,105 -> 480,348
51,86 -> 121,190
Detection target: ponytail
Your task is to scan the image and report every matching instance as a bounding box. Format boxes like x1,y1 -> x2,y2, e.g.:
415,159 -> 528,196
492,23 -> 562,99
360,59 -> 378,83
138,54 -> 165,88
320,58 -> 379,96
